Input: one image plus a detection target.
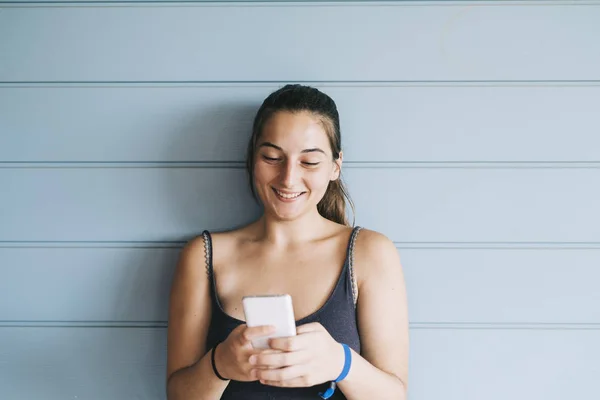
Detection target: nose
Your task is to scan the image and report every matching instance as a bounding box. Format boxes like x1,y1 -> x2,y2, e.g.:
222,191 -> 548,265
280,159 -> 299,188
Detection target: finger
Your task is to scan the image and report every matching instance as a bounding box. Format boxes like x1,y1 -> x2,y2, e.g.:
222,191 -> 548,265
253,364 -> 277,371
255,364 -> 305,382
257,348 -> 283,355
241,325 -> 277,342
249,348 -> 283,362
251,349 -> 285,369
268,333 -> 314,352
250,350 -> 310,368
295,322 -> 324,334
260,376 -> 311,388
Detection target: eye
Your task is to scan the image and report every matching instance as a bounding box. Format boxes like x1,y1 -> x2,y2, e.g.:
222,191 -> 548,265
262,155 -> 281,162
302,161 -> 320,166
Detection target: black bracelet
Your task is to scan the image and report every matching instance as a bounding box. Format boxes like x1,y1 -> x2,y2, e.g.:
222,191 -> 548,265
211,342 -> 229,381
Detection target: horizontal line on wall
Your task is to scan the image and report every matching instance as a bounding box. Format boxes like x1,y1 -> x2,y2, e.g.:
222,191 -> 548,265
0,1 -> 598,8
410,322 -> 600,330
2,80 -> 600,88
395,242 -> 600,250
1,321 -> 598,330
0,161 -> 247,169
2,241 -> 600,249
0,321 -> 169,328
2,161 -> 600,169
0,241 -> 187,248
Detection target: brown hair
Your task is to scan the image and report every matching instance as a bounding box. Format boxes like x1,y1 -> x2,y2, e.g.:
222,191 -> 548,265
246,84 -> 355,226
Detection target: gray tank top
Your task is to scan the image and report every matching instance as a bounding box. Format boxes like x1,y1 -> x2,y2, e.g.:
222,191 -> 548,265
202,227 -> 362,400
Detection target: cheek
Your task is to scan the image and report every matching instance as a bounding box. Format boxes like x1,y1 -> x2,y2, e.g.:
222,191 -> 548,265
253,163 -> 275,185
305,170 -> 333,191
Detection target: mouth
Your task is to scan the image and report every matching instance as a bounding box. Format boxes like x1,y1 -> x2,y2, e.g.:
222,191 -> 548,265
272,187 -> 306,200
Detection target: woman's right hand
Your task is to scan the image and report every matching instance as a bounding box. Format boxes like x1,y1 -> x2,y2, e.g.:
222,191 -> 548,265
214,324 -> 277,382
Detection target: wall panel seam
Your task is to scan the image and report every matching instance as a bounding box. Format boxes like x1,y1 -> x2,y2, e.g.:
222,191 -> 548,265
3,81 -> 600,87
1,321 -> 599,329
2,162 -> 600,169
2,1 -> 600,8
2,242 -> 600,249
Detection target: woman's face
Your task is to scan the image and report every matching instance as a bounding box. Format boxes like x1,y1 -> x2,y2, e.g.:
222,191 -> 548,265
253,111 -> 342,221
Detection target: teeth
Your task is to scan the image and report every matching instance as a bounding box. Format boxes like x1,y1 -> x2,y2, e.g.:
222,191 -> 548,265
274,189 -> 303,199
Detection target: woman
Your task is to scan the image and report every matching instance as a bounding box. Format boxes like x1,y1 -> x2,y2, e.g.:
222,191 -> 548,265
166,84 -> 409,399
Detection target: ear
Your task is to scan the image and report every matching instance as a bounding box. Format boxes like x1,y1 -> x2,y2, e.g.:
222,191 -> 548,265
331,151 -> 343,181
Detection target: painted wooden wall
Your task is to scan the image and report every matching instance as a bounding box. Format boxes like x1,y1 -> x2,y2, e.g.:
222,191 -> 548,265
1,1 -> 599,399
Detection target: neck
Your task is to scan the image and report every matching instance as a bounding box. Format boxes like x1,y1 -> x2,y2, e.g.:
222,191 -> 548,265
256,209 -> 331,247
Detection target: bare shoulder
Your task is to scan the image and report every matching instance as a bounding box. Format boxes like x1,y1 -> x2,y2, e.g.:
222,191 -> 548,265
168,232 -> 215,304
173,234 -> 210,282
355,228 -> 396,253
353,228 -> 402,284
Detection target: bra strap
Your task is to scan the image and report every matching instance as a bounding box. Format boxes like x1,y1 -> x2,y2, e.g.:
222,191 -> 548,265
347,226 -> 362,306
201,230 -> 214,280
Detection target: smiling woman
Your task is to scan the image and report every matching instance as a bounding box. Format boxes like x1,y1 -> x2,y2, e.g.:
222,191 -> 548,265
246,86 -> 354,227
166,84 -> 409,400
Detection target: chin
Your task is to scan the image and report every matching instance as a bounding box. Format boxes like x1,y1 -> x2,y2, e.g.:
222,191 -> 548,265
263,201 -> 308,222
268,207 -> 304,222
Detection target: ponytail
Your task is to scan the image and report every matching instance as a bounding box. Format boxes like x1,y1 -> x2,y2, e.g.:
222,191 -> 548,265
317,175 -> 355,227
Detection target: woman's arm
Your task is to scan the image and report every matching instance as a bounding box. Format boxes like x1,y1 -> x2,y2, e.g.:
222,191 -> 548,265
166,236 -> 230,400
336,229 -> 409,400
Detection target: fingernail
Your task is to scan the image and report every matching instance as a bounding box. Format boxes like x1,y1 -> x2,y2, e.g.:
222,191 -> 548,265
249,355 -> 257,365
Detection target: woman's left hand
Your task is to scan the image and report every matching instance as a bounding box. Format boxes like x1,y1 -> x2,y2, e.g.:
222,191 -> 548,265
249,322 -> 345,387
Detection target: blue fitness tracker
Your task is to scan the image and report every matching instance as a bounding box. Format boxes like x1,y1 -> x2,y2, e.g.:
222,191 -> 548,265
319,343 -> 352,399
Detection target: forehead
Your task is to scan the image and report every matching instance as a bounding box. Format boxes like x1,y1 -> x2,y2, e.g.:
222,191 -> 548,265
260,111 -> 331,152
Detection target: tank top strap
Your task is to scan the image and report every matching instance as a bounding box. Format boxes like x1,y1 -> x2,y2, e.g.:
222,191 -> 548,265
201,230 -> 219,304
346,226 -> 363,306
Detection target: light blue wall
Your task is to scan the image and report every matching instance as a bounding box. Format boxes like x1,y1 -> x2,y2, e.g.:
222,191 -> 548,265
1,1 -> 599,399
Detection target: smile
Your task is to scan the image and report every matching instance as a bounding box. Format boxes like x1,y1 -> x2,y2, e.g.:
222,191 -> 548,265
272,188 -> 305,199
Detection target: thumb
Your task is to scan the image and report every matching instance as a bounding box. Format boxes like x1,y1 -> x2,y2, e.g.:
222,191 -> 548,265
242,325 -> 277,341
296,322 -> 324,334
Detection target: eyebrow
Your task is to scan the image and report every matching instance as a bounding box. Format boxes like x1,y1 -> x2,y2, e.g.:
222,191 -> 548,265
258,142 -> 327,155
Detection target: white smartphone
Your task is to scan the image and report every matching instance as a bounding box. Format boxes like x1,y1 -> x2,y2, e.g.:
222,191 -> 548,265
242,294 -> 297,349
